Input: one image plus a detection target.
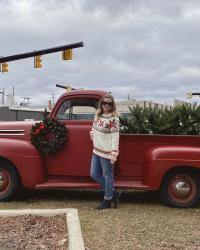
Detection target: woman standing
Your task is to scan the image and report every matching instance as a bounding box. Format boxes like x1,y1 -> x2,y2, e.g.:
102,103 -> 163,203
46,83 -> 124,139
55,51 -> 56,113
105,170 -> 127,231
90,93 -> 120,209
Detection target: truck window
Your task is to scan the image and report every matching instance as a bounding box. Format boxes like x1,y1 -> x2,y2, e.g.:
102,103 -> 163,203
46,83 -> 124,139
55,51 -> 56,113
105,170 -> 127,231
57,98 -> 98,120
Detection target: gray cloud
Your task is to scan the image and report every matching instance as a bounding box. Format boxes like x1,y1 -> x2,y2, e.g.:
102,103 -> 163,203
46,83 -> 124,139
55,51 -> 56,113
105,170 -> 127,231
0,0 -> 200,106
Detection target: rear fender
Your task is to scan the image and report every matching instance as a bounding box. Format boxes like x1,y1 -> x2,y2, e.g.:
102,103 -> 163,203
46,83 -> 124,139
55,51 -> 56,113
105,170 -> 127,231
143,146 -> 200,189
0,138 -> 45,188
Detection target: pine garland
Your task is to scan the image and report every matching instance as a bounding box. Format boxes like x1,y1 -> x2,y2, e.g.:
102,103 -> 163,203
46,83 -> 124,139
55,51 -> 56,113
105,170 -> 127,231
120,103 -> 200,135
31,110 -> 68,154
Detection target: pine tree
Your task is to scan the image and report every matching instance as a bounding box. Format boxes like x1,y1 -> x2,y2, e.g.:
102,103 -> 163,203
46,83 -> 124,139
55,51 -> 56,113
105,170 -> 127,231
119,102 -> 200,135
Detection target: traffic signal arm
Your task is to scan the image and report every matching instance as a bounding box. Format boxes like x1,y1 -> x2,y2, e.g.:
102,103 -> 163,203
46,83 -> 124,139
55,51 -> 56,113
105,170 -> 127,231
187,92 -> 200,99
0,41 -> 84,63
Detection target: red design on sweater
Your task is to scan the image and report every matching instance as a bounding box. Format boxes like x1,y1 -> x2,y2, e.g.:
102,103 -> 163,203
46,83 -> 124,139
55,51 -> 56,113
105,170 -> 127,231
96,120 -> 105,127
104,119 -> 117,129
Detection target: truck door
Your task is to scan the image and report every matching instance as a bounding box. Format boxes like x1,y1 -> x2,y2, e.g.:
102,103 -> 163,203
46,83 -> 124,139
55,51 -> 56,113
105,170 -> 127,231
116,135 -> 144,180
45,96 -> 99,177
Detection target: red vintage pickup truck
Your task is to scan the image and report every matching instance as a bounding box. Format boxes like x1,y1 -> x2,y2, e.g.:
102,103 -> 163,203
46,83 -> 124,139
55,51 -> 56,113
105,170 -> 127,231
0,89 -> 200,208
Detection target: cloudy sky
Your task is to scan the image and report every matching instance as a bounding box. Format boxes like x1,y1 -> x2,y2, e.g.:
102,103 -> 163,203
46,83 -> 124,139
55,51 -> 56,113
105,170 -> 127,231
0,0 -> 200,106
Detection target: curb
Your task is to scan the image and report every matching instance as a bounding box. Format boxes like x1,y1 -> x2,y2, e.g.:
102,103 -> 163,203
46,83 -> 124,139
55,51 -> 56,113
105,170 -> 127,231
0,208 -> 85,250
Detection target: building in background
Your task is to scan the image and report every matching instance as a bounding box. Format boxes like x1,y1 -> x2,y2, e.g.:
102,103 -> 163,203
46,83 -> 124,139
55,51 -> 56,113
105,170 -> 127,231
0,106 -> 48,121
174,99 -> 190,106
116,99 -> 172,114
0,86 -> 192,121
0,87 -> 50,121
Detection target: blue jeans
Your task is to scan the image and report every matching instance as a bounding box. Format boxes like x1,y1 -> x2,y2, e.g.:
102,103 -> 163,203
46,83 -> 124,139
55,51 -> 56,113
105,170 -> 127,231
90,153 -> 114,200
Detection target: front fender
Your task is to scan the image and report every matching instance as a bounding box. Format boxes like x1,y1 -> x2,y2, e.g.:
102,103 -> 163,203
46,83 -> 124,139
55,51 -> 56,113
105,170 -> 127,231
143,146 -> 200,189
0,138 -> 45,188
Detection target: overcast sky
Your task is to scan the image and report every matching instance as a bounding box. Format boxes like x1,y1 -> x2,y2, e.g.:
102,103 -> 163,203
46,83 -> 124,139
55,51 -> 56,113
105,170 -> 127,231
1,0 -> 200,106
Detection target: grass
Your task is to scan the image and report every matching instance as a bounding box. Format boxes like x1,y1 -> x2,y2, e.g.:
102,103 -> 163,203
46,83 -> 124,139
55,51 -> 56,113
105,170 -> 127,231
0,189 -> 200,250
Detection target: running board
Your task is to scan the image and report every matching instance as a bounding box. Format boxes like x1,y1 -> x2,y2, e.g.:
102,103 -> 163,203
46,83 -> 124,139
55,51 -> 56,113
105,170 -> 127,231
34,181 -> 150,190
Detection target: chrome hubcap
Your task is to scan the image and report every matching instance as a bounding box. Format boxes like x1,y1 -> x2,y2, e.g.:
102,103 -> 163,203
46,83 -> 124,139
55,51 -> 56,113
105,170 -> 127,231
0,175 -> 5,187
173,180 -> 191,198
0,172 -> 8,191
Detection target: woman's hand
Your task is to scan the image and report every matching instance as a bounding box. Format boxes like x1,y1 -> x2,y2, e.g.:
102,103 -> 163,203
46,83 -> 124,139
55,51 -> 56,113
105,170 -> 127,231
89,131 -> 93,141
110,154 -> 117,164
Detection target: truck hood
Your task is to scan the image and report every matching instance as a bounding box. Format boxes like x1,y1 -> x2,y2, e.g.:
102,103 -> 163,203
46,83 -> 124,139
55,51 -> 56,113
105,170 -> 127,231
0,121 -> 38,140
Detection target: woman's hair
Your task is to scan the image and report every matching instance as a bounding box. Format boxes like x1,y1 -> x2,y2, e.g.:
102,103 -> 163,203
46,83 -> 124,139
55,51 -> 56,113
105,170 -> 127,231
96,93 -> 118,120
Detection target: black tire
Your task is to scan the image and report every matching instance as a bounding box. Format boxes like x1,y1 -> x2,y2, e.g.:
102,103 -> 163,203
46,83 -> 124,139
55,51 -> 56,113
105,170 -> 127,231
160,169 -> 200,208
0,160 -> 20,201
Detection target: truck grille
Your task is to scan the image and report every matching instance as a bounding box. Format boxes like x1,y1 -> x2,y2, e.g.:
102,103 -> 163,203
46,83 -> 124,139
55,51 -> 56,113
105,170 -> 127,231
0,130 -> 25,136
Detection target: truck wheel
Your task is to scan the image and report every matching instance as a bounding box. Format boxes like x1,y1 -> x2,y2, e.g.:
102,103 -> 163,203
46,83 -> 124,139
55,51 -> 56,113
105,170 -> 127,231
160,170 -> 200,208
0,160 -> 20,201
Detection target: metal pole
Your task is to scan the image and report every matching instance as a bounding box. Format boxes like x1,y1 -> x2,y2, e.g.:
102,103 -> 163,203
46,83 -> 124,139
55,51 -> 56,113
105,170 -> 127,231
0,41 -> 84,63
191,93 -> 200,96
187,92 -> 200,99
56,84 -> 76,90
0,88 -> 4,105
2,88 -> 4,104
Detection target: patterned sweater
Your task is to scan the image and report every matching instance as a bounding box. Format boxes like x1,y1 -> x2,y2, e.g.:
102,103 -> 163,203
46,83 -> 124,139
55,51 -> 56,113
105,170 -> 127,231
90,113 -> 120,159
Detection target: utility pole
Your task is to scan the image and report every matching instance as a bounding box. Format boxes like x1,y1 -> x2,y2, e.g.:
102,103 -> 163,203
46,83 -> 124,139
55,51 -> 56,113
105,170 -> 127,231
12,86 -> 15,105
0,88 -> 5,105
51,93 -> 55,106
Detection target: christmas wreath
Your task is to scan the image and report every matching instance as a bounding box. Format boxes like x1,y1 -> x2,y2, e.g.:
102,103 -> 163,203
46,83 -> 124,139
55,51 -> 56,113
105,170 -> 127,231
31,109 -> 68,154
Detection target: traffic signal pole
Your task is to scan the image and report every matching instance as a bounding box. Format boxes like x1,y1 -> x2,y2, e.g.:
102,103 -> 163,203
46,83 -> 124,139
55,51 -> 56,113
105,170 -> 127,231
190,93 -> 200,96
187,92 -> 200,99
56,84 -> 76,91
0,41 -> 84,63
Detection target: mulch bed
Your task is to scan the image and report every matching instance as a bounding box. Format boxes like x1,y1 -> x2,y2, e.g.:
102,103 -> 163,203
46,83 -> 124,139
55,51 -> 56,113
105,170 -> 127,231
0,214 -> 68,249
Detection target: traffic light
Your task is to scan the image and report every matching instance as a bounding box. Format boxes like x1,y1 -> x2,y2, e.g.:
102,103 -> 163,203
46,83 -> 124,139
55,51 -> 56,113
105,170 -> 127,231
34,55 -> 42,68
187,92 -> 192,99
62,49 -> 72,60
65,85 -> 72,92
0,63 -> 8,73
